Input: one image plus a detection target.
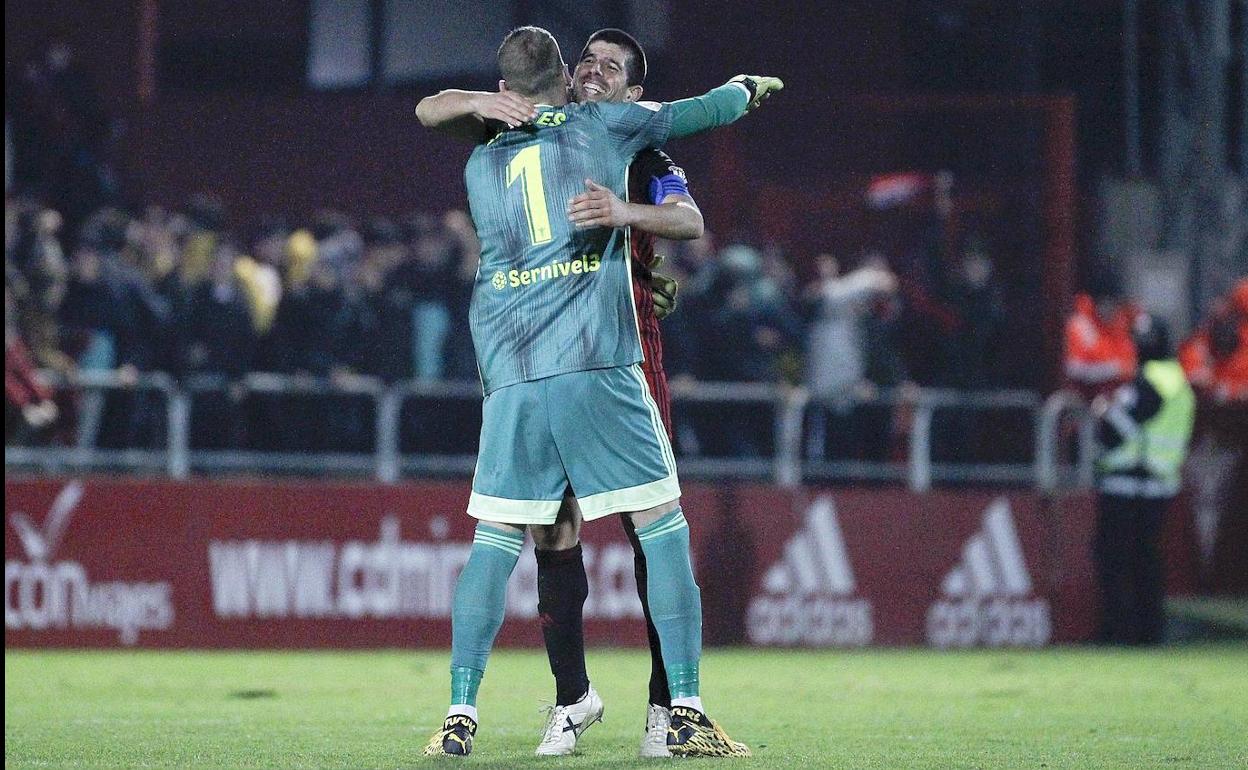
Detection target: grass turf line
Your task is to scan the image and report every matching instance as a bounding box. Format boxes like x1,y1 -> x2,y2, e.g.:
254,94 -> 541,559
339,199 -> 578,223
5,645 -> 1246,769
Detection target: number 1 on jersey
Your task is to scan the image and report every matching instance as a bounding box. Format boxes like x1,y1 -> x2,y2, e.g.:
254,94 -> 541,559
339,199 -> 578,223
507,145 -> 552,245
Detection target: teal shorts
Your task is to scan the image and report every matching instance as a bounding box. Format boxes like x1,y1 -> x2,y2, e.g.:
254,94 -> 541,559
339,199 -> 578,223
468,364 -> 680,525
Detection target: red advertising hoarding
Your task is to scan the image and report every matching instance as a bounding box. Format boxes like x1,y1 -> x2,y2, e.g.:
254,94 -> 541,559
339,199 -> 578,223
5,478 -> 1108,649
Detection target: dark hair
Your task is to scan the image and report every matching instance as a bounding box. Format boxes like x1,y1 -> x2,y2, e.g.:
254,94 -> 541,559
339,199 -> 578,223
580,28 -> 647,87
497,26 -> 565,98
363,216 -> 403,247
1132,314 -> 1171,362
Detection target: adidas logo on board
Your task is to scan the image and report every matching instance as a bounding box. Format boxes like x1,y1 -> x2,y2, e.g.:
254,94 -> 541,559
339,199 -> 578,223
926,497 -> 1051,648
747,496 -> 873,646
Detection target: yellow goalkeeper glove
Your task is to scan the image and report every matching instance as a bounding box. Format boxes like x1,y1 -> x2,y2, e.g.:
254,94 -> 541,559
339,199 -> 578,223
729,75 -> 785,112
651,273 -> 678,320
650,260 -> 679,320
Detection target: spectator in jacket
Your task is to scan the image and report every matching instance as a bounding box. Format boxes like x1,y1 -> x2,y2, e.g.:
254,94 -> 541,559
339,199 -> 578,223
178,242 -> 256,448
802,252 -> 897,460
6,287 -> 58,444
1065,285 -> 1137,399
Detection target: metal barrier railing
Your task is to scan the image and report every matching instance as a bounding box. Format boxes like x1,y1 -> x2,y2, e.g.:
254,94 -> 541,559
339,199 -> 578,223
6,370 -> 1088,491
1035,389 -> 1097,491
798,387 -> 1043,490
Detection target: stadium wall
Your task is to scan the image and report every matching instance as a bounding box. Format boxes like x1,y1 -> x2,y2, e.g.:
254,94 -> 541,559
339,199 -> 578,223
5,477 -> 1199,649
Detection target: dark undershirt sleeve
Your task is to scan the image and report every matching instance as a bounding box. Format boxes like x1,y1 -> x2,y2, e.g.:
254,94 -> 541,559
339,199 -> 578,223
632,148 -> 692,205
1098,376 -> 1163,449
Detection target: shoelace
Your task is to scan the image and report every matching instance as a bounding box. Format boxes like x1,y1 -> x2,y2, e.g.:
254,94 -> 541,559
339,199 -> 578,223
646,718 -> 668,743
538,704 -> 571,745
646,707 -> 670,743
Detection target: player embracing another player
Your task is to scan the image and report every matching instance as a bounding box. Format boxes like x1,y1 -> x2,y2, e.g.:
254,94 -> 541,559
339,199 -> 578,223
415,25 -> 782,759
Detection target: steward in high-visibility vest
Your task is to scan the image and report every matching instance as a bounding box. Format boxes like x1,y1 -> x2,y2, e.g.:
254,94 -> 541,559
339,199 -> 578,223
1095,358 -> 1196,498
1090,312 -> 1194,645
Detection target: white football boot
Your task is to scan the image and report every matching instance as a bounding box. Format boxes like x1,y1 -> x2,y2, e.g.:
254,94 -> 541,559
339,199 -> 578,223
535,685 -> 605,756
639,703 -> 673,758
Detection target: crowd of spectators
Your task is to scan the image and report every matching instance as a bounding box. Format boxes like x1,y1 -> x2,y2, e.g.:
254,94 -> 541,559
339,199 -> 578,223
1,40 -> 1046,461
6,192 -> 1031,457
5,196 -> 477,451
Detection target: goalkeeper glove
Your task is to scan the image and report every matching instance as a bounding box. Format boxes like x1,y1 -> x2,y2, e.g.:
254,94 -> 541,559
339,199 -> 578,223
651,271 -> 679,320
647,255 -> 679,320
729,75 -> 785,112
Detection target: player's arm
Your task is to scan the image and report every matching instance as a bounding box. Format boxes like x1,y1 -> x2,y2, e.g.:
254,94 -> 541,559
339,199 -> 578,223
568,150 -> 702,239
633,194 -> 703,240
665,75 -> 784,138
414,89 -> 538,141
602,76 -> 783,157
568,183 -> 702,239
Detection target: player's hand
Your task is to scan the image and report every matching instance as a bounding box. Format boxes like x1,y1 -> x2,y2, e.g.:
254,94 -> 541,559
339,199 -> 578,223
568,180 -> 633,229
729,75 -> 785,112
650,271 -> 679,320
471,91 -> 539,129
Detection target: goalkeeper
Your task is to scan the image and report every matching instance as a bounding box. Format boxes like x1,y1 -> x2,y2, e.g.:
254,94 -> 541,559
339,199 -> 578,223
416,27 -> 781,759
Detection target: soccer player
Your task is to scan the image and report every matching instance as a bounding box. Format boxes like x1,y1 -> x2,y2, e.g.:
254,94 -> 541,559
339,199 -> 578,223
550,29 -> 700,759
414,26 -> 781,758
418,29 -> 702,758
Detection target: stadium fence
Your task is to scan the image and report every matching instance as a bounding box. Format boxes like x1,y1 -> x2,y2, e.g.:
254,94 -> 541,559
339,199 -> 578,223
5,371 -> 1095,492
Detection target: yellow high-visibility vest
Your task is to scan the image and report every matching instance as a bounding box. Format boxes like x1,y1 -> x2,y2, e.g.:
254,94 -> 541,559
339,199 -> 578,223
1097,360 -> 1195,495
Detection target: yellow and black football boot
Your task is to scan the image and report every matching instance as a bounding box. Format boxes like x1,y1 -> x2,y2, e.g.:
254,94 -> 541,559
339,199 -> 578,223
423,714 -> 477,757
667,706 -> 751,757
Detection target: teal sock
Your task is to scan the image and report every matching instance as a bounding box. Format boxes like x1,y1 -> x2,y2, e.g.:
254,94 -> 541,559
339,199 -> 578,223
448,523 -> 524,705
635,508 -> 701,699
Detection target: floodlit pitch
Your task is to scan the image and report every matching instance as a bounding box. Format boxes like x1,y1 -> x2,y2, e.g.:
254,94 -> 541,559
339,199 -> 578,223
5,646 -> 1245,768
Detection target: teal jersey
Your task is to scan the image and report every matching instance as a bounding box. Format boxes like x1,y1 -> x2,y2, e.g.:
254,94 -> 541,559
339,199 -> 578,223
465,100 -> 674,394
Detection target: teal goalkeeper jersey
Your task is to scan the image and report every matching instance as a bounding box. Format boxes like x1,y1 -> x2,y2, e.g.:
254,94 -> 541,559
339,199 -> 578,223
465,85 -> 749,394
465,100 -> 671,394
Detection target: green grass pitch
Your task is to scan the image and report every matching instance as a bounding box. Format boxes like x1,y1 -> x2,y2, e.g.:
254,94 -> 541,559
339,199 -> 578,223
5,645 -> 1246,768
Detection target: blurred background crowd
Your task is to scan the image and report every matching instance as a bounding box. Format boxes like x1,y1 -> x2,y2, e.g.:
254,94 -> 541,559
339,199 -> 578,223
3,188 -> 1033,455
8,188 -> 1246,459
5,8 -> 1246,463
